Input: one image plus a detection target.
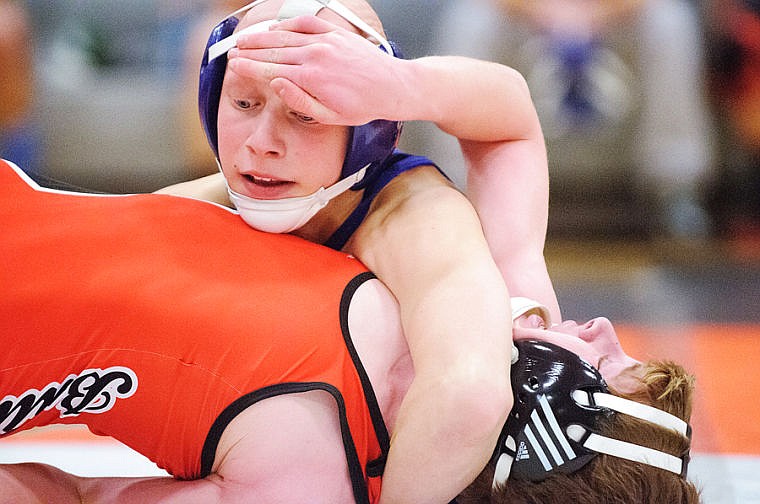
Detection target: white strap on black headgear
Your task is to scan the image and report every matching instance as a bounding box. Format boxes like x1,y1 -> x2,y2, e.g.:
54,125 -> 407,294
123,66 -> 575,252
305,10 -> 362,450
571,390 -> 690,476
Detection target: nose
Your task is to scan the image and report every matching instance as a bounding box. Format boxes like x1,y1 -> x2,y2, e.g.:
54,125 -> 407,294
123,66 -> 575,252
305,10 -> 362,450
584,317 -> 626,353
244,107 -> 284,159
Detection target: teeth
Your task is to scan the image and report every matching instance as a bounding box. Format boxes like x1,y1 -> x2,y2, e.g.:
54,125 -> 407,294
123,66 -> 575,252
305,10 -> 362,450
243,173 -> 290,189
244,174 -> 281,184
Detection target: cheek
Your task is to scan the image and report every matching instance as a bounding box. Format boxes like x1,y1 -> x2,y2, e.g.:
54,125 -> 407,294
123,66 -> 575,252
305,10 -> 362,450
216,110 -> 249,165
216,106 -> 235,156
299,127 -> 349,181
607,371 -> 641,394
314,127 -> 349,157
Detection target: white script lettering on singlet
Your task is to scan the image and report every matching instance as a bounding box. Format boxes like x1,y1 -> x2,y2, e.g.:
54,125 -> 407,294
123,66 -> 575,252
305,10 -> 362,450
0,366 -> 138,435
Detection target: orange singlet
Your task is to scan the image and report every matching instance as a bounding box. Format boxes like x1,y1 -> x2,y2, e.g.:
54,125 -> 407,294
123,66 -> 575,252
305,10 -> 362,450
0,160 -> 389,503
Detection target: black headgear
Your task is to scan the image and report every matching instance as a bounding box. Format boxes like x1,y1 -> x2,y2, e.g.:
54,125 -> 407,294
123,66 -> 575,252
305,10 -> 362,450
493,340 -> 691,487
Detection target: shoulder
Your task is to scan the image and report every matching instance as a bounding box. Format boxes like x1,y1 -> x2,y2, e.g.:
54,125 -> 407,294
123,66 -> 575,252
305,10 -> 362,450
212,391 -> 357,503
347,163 -> 482,274
367,164 -> 465,226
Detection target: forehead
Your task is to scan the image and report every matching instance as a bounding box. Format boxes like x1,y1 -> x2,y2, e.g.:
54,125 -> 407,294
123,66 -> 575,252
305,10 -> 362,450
238,0 -> 362,36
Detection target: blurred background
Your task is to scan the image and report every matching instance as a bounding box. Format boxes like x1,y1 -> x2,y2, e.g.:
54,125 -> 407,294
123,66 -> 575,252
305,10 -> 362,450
1,1 -> 759,502
1,0 -> 758,243
2,0 -> 759,247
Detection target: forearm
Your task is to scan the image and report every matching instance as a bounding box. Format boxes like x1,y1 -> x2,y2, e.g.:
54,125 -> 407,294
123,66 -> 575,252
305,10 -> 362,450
0,462 -> 227,504
0,463 -> 81,504
379,268 -> 513,504
402,56 -> 557,300
77,475 -> 223,503
463,138 -> 561,322
408,52 -> 561,319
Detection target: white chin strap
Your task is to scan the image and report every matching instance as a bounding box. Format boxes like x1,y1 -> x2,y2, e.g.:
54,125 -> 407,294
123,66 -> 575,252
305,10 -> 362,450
227,166 -> 367,234
208,0 -> 393,62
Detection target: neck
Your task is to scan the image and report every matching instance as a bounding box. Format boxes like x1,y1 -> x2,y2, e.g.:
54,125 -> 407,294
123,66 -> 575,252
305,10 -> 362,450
291,187 -> 364,247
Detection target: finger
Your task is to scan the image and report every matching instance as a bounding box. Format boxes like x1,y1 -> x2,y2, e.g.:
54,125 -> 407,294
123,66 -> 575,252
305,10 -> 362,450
270,15 -> 338,35
271,77 -> 341,125
236,28 -> 310,50
271,78 -> 315,115
236,17 -> 334,49
231,46 -> 304,66
228,57 -> 289,83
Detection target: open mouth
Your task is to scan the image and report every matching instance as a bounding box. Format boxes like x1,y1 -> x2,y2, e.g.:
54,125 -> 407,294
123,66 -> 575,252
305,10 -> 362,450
243,173 -> 291,188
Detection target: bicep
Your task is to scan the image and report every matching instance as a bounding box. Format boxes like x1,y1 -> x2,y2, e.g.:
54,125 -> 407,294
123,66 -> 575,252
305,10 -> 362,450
355,176 -> 512,375
212,391 -> 357,504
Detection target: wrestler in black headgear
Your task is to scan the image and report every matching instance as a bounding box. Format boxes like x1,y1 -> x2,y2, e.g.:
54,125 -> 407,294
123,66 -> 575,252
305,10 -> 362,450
493,340 -> 691,487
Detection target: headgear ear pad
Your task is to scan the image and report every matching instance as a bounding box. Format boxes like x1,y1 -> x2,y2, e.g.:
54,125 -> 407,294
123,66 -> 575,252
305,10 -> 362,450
198,18 -> 403,190
199,17 -> 239,160
496,340 -> 611,482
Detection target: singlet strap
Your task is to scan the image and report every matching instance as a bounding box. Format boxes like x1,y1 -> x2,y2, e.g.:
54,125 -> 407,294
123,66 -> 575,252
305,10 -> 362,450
324,151 -> 440,251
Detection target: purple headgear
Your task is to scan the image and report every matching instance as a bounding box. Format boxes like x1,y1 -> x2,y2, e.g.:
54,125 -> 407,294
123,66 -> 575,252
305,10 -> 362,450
198,0 -> 402,189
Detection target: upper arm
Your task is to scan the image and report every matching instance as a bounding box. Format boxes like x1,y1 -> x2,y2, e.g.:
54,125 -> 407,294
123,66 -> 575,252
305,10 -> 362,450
72,394 -> 354,504
211,391 -> 357,504
352,166 -> 512,378
353,168 -> 514,503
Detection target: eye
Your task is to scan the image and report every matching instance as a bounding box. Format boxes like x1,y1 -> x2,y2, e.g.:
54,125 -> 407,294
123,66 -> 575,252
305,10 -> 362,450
292,111 -> 316,124
234,99 -> 252,110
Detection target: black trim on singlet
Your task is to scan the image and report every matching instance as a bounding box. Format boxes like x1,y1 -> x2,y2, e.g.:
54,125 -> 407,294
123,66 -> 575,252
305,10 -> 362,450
200,272 -> 390,504
200,381 -> 372,504
338,271 -> 392,477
